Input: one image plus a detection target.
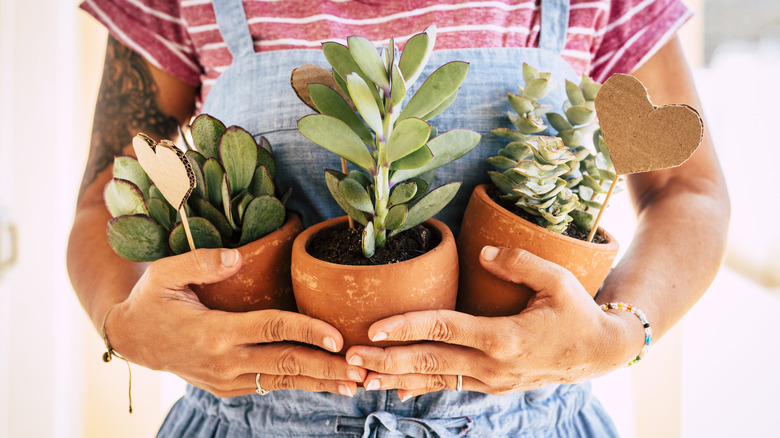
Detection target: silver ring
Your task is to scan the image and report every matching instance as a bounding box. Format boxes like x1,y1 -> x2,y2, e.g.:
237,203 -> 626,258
456,375 -> 463,392
255,373 -> 270,396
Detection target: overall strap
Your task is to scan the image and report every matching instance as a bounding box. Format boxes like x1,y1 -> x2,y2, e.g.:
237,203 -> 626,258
212,0 -> 255,58
539,0 -> 570,54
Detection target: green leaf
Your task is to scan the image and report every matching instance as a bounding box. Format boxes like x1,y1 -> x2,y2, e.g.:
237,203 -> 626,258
107,215 -> 168,261
256,142 -> 276,179
565,80 -> 586,106
185,152 -> 207,200
298,114 -> 375,172
389,144 -> 432,171
581,174 -> 607,194
348,36 -> 390,90
420,89 -> 458,121
385,118 -> 430,163
234,192 -> 254,223
147,197 -> 172,230
399,61 -> 469,121
389,182 -> 418,205
219,126 -> 258,196
221,173 -> 237,231
190,114 -> 226,159
523,78 -> 551,100
510,113 -> 546,134
390,129 -> 480,183
149,185 -> 165,202
392,182 -> 460,234
565,106 -> 596,126
347,170 -> 372,189
508,94 -> 535,115
570,209 -> 596,231
558,129 -> 584,147
113,156 -> 151,197
399,27 -> 435,87
203,158 -> 225,209
169,217 -> 222,254
385,204 -> 408,230
490,128 -> 527,142
250,165 -> 275,197
339,177 -> 374,213
104,179 -> 149,217
238,196 -> 285,246
409,177 -> 429,201
309,83 -> 374,144
389,61 -> 407,107
522,62 -> 539,82
190,195 -> 232,240
362,221 -> 376,258
488,171 -> 518,195
346,74 -> 384,136
324,170 -> 368,226
546,112 -> 573,132
487,155 -> 518,171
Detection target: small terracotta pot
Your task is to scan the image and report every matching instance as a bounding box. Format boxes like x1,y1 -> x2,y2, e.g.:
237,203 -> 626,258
291,216 -> 458,353
457,184 -> 619,317
191,213 -> 303,312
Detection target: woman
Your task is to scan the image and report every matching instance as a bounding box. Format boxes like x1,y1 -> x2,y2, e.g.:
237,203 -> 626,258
68,0 -> 729,436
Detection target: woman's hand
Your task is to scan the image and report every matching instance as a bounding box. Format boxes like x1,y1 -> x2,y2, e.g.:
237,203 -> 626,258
345,246 -> 646,401
105,248 -> 366,398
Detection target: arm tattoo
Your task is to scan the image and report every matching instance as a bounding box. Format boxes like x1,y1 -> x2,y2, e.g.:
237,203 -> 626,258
78,36 -> 181,201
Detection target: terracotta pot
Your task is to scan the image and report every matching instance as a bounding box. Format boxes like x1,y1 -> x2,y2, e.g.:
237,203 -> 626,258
457,184 -> 619,317
191,213 -> 303,312
291,216 -> 458,353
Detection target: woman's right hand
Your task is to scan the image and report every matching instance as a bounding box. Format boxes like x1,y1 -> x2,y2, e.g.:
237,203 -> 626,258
104,247 -> 366,398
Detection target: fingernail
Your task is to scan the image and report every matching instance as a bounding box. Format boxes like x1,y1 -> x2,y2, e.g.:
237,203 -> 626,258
348,355 -> 363,367
365,379 -> 380,391
371,331 -> 388,342
481,246 -> 498,261
323,336 -> 338,352
221,249 -> 239,267
338,384 -> 354,397
347,369 -> 362,382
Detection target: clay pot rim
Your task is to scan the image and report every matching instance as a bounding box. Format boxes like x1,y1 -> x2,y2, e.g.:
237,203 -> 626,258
474,183 -> 619,253
293,216 -> 455,270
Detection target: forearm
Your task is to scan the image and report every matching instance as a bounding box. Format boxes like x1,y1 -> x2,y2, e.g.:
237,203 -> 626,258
67,195 -> 146,330
597,172 -> 730,341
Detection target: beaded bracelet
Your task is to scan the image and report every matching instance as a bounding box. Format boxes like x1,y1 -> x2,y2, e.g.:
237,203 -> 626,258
600,302 -> 652,367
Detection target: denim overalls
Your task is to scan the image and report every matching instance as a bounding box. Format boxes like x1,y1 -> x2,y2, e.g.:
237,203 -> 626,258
157,0 -> 619,436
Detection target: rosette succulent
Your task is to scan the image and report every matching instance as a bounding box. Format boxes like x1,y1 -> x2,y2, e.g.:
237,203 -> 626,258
296,26 -> 481,257
489,63 -> 619,233
104,114 -> 289,261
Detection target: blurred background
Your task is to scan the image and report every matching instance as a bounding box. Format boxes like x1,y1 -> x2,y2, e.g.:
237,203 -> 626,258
1,0 -> 778,436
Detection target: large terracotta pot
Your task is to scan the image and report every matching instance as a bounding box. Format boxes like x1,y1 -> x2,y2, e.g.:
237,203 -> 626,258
191,213 -> 303,312
291,216 -> 458,353
457,184 -> 619,317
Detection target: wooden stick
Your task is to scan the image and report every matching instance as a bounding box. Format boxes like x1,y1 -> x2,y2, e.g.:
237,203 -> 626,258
179,207 -> 197,252
587,174 -> 620,243
341,157 -> 354,229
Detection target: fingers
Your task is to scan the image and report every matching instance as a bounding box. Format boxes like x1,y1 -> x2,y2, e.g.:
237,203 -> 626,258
346,343 -> 480,377
233,343 -> 367,382
479,246 -> 579,292
192,372 -> 359,398
221,309 -> 345,352
146,248 -> 243,289
367,309 -> 508,351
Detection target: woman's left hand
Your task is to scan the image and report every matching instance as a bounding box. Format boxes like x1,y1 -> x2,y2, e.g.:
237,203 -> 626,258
345,246 -> 645,401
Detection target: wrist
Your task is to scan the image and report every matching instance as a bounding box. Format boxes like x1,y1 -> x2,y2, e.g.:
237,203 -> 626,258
601,302 -> 652,367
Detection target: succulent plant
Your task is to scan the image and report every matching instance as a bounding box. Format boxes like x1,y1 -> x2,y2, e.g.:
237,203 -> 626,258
489,63 -> 619,234
104,114 -> 289,262
296,26 -> 481,257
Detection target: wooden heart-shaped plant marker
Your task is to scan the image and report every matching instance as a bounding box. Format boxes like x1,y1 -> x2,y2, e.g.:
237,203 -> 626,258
588,74 -> 704,242
132,134 -> 197,251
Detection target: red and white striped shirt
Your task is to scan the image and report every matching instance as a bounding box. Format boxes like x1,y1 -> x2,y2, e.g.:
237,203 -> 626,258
80,0 -> 692,107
